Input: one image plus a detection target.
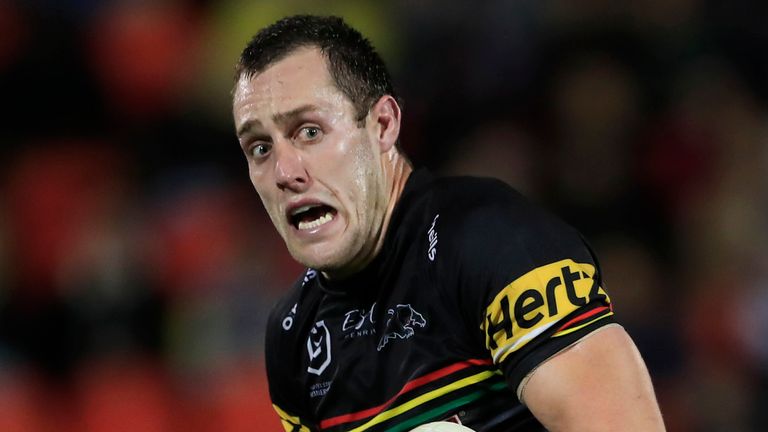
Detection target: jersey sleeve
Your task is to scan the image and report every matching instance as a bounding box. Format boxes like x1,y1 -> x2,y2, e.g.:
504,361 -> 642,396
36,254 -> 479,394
445,182 -> 615,397
265,292 -> 316,432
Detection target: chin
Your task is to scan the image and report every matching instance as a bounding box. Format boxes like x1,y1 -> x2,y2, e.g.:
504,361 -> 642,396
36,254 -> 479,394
289,246 -> 348,273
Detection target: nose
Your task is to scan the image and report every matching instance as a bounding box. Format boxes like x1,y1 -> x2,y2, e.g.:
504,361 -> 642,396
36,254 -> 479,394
274,142 -> 309,192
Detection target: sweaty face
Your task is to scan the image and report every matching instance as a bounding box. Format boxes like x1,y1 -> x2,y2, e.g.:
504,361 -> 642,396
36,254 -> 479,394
232,47 -> 389,277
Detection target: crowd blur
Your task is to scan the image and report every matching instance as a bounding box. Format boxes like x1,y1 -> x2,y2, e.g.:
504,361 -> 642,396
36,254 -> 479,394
0,1 -> 766,431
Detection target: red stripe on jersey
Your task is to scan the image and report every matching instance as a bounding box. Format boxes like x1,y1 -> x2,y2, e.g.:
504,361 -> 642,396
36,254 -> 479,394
556,305 -> 610,332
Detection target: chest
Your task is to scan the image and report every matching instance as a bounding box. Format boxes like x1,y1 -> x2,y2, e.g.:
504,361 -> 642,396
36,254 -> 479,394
302,274 -> 454,396
293,269 -> 499,431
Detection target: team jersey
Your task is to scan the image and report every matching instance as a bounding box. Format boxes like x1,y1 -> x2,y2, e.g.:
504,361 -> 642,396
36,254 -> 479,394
265,169 -> 616,432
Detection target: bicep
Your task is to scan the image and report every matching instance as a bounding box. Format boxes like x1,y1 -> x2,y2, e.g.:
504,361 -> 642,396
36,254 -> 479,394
521,325 -> 666,432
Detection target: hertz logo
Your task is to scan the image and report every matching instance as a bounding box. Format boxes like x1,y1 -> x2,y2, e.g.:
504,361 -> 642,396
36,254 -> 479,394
481,259 -> 610,363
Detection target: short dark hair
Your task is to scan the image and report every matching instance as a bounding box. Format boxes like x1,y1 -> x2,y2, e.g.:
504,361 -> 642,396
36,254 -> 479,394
234,15 -> 398,124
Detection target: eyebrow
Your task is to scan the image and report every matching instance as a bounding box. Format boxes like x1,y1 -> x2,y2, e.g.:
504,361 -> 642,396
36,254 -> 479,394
236,104 -> 321,138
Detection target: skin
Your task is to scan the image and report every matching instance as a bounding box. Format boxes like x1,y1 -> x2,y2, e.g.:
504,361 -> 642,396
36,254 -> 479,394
232,46 -> 411,280
522,326 -> 666,431
233,45 -> 664,431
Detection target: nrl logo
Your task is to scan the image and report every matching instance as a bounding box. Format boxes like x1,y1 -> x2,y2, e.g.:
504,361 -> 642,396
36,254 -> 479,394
307,320 -> 332,376
377,304 -> 427,351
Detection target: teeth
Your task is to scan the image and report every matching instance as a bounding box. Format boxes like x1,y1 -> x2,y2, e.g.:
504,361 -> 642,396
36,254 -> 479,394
291,204 -> 318,217
298,212 -> 334,230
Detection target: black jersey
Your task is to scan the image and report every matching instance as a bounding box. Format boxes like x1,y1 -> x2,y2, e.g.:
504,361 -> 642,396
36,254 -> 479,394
265,169 -> 615,432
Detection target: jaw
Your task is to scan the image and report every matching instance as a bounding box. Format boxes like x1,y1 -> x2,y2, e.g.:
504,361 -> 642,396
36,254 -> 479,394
282,214 -> 376,279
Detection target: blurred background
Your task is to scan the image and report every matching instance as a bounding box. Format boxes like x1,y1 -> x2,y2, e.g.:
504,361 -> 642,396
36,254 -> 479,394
0,0 -> 766,431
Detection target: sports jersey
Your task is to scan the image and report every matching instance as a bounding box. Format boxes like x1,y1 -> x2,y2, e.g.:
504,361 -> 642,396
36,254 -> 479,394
265,169 -> 616,432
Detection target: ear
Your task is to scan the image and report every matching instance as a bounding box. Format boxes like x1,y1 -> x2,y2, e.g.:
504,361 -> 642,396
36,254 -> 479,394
368,95 -> 401,153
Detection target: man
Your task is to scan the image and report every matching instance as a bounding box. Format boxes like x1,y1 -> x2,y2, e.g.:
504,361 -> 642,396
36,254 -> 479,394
232,15 -> 665,432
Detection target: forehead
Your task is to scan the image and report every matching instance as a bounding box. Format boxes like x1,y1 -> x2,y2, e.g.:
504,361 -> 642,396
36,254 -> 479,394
233,47 -> 351,121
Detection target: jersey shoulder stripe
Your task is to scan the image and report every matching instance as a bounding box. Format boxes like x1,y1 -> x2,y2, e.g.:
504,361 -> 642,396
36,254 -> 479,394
554,304 -> 613,337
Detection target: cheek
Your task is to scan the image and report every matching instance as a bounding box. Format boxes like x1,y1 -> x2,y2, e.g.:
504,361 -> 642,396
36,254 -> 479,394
249,164 -> 270,194
347,139 -> 380,219
322,134 -> 370,187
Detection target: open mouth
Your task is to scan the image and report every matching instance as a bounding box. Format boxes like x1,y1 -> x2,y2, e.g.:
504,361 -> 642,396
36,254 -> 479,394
289,204 -> 337,231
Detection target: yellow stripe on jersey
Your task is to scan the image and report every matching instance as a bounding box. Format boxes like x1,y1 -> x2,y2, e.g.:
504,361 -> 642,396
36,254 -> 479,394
554,311 -> 614,338
481,259 -> 610,363
273,403 -> 311,432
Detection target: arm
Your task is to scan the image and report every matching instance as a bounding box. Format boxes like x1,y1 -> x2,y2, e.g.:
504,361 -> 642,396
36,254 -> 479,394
521,325 -> 665,431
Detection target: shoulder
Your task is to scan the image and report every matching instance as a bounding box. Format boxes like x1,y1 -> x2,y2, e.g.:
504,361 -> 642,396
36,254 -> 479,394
419,176 -> 603,326
428,175 -> 555,232
429,175 -> 584,262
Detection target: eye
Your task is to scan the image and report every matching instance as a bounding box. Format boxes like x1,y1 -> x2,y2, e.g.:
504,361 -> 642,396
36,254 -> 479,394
297,126 -> 322,142
250,142 -> 272,159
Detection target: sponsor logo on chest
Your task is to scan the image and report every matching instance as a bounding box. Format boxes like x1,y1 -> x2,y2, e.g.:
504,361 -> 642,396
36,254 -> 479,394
337,302 -> 429,350
342,303 -> 378,340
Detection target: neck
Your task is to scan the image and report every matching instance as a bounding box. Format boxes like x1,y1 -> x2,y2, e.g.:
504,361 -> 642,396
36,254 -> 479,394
379,153 -> 413,243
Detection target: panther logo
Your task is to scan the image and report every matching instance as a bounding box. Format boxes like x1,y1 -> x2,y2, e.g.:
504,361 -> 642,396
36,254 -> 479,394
377,304 -> 427,351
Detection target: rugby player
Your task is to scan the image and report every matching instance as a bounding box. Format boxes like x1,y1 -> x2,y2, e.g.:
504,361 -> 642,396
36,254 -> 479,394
232,14 -> 665,432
